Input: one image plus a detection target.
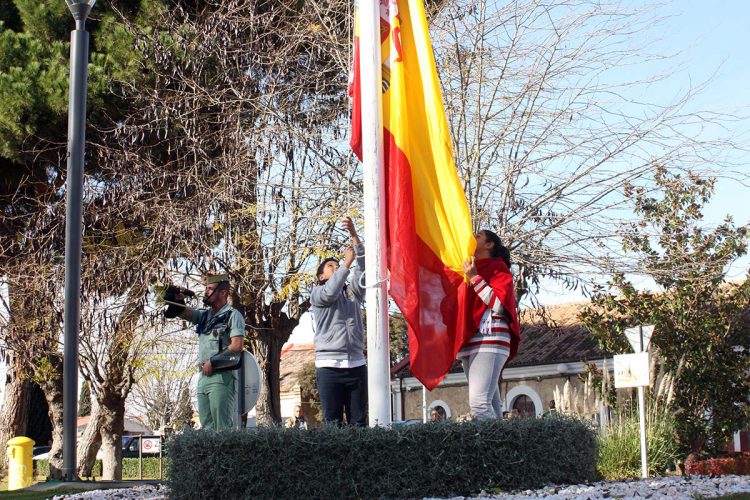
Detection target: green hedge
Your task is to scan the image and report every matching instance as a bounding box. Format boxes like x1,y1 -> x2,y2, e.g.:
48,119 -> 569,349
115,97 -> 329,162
33,458 -> 165,479
167,417 -> 597,499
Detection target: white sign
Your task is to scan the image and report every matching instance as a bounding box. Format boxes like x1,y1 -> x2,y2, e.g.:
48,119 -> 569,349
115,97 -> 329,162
624,325 -> 654,352
614,352 -> 650,388
141,437 -> 161,454
241,351 -> 263,414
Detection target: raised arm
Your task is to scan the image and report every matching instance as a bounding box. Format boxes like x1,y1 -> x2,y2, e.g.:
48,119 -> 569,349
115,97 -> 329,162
311,263 -> 351,307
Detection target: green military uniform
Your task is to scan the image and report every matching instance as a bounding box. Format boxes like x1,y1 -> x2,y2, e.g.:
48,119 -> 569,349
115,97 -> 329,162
190,303 -> 245,431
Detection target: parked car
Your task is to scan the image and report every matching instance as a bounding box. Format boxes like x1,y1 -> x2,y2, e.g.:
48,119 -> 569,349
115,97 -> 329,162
32,445 -> 51,460
121,435 -> 164,458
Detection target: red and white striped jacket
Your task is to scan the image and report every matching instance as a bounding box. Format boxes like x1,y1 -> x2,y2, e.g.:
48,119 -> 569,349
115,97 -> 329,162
458,275 -> 512,357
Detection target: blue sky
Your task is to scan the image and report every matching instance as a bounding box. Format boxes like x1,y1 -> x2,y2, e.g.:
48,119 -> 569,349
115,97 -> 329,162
670,1 -> 750,232
533,0 -> 750,305
638,0 -> 749,228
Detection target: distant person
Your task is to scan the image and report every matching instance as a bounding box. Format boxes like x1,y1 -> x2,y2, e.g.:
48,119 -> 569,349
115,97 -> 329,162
311,217 -> 367,426
286,405 -> 308,430
430,406 -> 447,422
169,273 -> 244,431
543,400 -> 558,418
459,230 -> 521,420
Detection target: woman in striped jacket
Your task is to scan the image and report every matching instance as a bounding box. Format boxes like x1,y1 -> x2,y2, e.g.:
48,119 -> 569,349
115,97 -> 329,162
459,230 -> 521,419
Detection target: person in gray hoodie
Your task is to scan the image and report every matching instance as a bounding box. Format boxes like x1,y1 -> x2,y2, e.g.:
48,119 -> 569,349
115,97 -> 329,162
311,217 -> 367,425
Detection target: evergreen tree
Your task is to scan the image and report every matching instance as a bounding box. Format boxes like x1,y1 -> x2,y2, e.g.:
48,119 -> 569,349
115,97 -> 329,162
0,0 -> 167,479
580,168 -> 750,457
78,380 -> 91,417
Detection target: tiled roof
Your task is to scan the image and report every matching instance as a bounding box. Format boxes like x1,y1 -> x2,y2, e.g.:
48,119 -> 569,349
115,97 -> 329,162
392,300 -> 611,377
509,301 -> 610,367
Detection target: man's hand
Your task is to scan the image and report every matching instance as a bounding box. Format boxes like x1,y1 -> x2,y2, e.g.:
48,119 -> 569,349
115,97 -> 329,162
341,217 -> 361,245
202,360 -> 213,376
463,257 -> 478,279
342,246 -> 356,268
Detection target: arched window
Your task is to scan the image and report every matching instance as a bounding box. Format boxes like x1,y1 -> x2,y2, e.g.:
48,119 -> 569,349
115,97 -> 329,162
511,395 -> 536,418
428,400 -> 452,420
503,385 -> 544,417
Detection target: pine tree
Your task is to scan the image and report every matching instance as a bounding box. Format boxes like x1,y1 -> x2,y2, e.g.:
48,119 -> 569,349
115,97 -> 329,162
78,380 -> 91,417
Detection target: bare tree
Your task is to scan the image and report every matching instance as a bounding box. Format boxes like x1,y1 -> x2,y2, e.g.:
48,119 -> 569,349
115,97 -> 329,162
128,345 -> 196,433
0,243 -> 66,478
108,0 -> 356,425
432,0 -> 748,302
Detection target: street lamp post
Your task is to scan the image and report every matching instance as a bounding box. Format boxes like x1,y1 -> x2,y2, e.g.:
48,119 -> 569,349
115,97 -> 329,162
63,0 -> 96,482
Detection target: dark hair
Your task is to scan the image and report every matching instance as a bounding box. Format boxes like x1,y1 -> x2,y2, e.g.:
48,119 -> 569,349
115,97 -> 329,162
216,281 -> 231,294
316,257 -> 339,281
481,230 -> 511,267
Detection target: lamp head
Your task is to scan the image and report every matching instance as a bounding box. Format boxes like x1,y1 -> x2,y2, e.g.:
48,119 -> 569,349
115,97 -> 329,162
66,0 -> 96,23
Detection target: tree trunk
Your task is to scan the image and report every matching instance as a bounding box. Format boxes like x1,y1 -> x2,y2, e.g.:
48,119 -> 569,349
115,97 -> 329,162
39,359 -> 64,480
249,305 -> 297,426
266,332 -> 285,422
77,401 -> 103,478
27,383 -> 52,445
251,340 -> 274,426
98,395 -> 125,480
0,352 -> 31,476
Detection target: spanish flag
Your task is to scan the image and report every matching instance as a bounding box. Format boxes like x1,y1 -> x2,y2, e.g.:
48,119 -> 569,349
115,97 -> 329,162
350,0 -> 476,389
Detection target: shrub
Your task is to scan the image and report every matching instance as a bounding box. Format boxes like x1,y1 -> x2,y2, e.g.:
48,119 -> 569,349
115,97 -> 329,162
122,457 -> 167,479
685,452 -> 750,476
597,412 -> 679,480
167,417 -> 597,499
33,458 -> 165,479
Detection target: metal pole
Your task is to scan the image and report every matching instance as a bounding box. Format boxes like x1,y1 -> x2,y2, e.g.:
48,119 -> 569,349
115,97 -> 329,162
360,0 -> 391,427
159,437 -> 163,480
139,436 -> 143,480
637,385 -> 648,478
637,325 -> 648,478
422,385 -> 428,423
63,5 -> 93,480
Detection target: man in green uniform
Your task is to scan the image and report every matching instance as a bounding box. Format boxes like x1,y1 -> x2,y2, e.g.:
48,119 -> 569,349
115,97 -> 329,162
171,274 -> 245,431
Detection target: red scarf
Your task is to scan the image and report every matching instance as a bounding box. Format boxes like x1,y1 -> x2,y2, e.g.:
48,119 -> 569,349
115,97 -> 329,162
466,257 -> 521,362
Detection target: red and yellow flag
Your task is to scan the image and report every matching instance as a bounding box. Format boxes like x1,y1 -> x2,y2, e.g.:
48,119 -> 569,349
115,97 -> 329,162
350,0 -> 476,389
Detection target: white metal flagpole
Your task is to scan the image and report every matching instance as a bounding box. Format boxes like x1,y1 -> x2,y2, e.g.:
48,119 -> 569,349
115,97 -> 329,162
359,0 -> 391,427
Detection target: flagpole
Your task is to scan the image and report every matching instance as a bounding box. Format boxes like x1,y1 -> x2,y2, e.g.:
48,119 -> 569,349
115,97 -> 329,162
359,0 -> 391,427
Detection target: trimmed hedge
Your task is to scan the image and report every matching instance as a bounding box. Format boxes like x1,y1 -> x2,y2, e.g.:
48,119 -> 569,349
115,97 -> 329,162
34,457 -> 165,479
167,417 -> 597,499
685,452 -> 750,476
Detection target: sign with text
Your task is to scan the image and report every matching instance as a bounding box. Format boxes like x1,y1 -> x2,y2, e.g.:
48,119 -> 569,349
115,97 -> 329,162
614,352 -> 651,388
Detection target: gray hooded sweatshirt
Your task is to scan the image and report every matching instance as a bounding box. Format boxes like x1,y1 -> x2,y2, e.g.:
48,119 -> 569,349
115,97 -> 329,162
310,243 -> 366,363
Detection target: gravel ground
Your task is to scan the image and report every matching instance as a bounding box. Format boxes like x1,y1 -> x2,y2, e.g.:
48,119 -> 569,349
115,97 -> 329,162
53,475 -> 750,499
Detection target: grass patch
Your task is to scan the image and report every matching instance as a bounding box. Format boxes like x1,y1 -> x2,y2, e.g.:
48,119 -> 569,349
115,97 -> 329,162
597,411 -> 679,480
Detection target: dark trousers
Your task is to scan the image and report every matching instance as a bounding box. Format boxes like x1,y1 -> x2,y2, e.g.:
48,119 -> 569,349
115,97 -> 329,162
316,365 -> 368,426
